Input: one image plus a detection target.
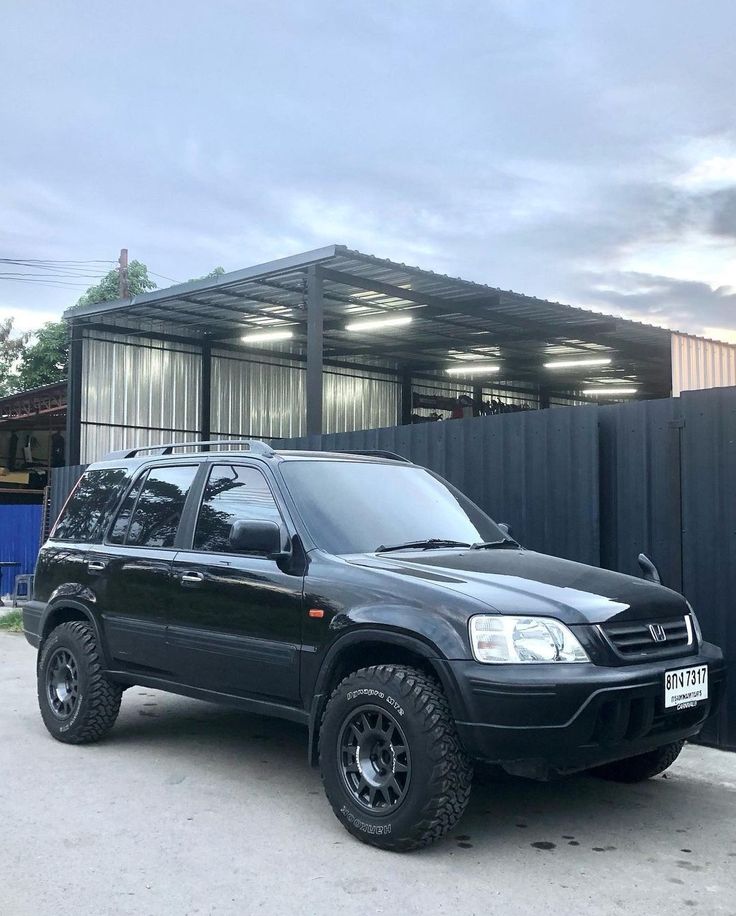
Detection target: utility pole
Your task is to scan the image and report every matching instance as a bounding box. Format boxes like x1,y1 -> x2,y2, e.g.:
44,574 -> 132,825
118,248 -> 130,298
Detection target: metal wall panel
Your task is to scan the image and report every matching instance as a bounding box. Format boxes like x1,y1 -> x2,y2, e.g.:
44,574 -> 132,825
278,405 -> 601,566
680,387 -> 736,749
211,351 -> 398,439
211,352 -> 304,440
80,332 -> 201,463
598,398 -> 684,590
0,505 -> 43,580
671,332 -> 736,396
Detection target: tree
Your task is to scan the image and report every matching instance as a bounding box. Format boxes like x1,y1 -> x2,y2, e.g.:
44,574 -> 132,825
189,266 -> 225,282
0,318 -> 28,396
16,321 -> 69,391
70,260 -> 157,309
5,261 -> 224,395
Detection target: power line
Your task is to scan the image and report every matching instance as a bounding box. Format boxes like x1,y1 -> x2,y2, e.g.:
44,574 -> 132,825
149,270 -> 181,284
0,258 -> 116,265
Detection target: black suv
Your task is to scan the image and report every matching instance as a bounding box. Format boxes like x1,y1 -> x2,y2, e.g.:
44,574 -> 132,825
23,440 -> 725,850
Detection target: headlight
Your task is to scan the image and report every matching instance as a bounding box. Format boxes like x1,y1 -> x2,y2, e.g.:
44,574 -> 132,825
686,602 -> 703,645
469,615 -> 589,663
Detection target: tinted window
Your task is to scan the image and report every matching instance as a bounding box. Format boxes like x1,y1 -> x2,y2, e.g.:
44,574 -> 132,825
194,464 -> 282,552
123,465 -> 198,548
280,461 -> 506,555
53,468 -> 128,542
108,475 -> 145,544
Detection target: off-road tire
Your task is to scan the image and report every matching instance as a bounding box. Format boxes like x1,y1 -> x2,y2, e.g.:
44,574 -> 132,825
591,740 -> 685,782
38,621 -> 122,744
319,664 -> 473,851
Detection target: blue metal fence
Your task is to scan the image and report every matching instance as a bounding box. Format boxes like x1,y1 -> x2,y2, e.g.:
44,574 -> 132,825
0,505 -> 43,593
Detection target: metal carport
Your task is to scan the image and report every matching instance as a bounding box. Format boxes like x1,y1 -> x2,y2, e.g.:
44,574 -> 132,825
62,245 -> 696,464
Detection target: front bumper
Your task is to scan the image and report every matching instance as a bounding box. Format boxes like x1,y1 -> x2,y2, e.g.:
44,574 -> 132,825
438,641 -> 726,777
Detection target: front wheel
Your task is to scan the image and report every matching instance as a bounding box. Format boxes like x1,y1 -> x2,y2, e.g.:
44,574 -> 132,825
38,621 -> 122,744
319,664 -> 473,851
591,740 -> 685,783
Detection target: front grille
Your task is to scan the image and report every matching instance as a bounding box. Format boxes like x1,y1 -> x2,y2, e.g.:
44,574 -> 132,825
600,615 -> 693,659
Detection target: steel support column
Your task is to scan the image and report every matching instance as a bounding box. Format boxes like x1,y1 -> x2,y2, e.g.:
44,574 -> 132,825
66,321 -> 83,465
306,266 -> 324,436
200,341 -> 212,447
401,369 -> 413,425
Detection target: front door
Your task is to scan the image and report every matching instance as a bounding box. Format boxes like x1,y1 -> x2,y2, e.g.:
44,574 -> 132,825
169,462 -> 303,703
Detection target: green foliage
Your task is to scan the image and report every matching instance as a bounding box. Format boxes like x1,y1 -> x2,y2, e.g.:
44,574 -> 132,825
16,321 -> 69,391
189,266 -> 225,282
0,610 -> 23,632
70,260 -> 157,309
0,318 -> 29,397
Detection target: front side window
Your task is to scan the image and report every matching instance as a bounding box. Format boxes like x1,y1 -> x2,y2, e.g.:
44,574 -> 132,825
53,468 -> 128,542
113,465 -> 198,548
193,464 -> 282,552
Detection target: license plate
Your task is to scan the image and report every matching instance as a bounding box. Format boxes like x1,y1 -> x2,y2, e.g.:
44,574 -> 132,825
664,665 -> 708,709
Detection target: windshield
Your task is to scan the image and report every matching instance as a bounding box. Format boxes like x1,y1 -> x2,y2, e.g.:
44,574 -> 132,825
280,460 -> 506,555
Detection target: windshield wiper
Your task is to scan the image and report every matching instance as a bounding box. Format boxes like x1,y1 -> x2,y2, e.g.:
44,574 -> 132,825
470,539 -> 519,550
375,538 -> 472,553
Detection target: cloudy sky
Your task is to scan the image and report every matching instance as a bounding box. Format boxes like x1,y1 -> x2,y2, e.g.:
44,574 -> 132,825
2,0 -> 735,340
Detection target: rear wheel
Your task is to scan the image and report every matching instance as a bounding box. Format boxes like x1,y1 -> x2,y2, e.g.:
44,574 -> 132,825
591,740 -> 685,782
38,621 -> 122,744
319,664 -> 473,851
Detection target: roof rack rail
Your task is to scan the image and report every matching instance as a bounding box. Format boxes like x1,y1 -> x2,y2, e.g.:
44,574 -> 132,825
328,449 -> 411,462
104,439 -> 275,460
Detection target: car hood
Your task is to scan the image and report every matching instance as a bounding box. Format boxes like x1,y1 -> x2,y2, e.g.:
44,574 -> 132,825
345,548 -> 689,625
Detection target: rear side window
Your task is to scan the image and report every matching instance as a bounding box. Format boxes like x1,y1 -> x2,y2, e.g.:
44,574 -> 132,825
53,468 -> 128,542
110,465 -> 198,548
193,464 -> 282,552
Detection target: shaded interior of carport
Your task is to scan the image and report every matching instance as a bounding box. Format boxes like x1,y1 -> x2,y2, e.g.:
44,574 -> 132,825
64,245 -> 673,464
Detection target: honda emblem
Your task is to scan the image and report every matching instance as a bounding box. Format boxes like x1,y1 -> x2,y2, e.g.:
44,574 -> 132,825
649,623 -> 667,642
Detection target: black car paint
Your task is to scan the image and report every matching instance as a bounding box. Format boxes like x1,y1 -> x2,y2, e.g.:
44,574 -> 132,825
24,450 -> 725,775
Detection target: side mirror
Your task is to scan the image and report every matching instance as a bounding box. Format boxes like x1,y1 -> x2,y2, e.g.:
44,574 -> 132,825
229,520 -> 286,558
497,522 -> 512,539
638,553 -> 661,585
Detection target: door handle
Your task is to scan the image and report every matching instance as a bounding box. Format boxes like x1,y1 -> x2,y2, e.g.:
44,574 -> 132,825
180,571 -> 204,586
87,560 -> 107,573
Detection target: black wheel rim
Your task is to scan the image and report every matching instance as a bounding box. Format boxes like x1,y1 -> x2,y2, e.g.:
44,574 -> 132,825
46,648 -> 80,719
338,705 -> 411,813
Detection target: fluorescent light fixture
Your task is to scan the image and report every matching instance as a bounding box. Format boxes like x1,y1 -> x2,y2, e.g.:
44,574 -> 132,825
242,329 -> 294,343
583,387 -> 638,396
345,314 -> 413,332
544,357 -> 612,369
446,363 -> 501,376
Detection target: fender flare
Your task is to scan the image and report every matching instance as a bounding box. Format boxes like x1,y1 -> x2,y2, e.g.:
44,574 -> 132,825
39,600 -> 109,669
306,626 -> 467,766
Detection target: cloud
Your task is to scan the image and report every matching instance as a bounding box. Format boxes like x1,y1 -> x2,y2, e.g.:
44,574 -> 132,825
576,270 -> 736,335
1,0 -> 735,345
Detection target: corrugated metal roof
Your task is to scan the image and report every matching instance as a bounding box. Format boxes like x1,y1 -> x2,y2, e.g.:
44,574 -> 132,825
63,243 -> 732,399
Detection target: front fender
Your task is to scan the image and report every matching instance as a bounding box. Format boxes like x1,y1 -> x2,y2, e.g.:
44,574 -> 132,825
305,615 -> 473,767
329,604 -> 469,658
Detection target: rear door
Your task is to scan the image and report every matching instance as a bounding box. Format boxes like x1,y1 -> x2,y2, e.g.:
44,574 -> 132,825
169,461 -> 303,702
89,463 -> 201,676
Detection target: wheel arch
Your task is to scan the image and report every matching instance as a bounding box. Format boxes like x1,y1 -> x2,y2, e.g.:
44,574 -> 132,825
39,601 -> 107,666
307,627 -> 465,766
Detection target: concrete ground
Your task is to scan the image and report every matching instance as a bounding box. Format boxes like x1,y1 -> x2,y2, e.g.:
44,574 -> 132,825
1,632 -> 735,916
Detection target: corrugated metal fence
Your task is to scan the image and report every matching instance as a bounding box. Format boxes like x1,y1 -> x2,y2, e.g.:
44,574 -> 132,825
277,406 -> 601,566
48,388 -> 736,750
